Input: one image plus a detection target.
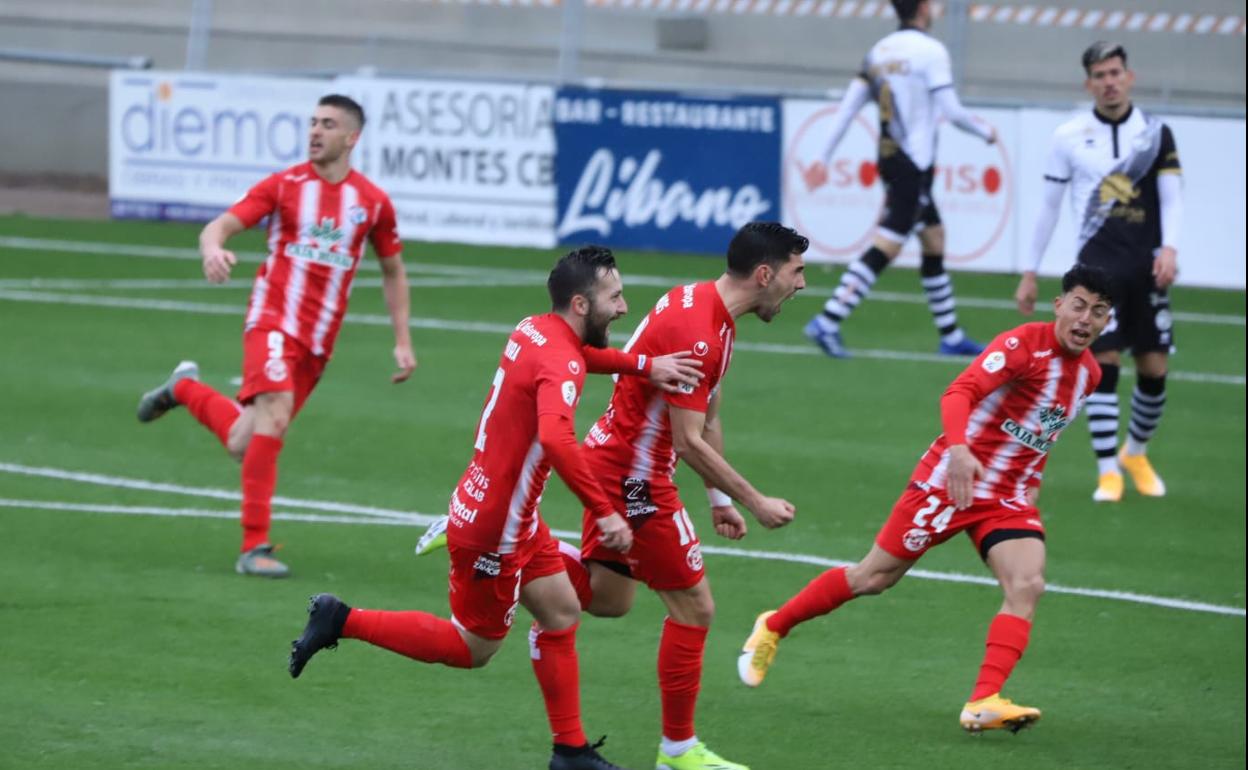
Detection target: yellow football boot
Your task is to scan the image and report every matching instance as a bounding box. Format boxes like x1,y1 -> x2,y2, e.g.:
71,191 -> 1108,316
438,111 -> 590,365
960,693 -> 1042,734
656,741 -> 749,770
1092,471 -> 1124,502
1119,447 -> 1167,497
737,610 -> 781,687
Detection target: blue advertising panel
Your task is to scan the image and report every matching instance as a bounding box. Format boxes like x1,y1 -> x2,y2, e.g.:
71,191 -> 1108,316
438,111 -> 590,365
554,87 -> 781,254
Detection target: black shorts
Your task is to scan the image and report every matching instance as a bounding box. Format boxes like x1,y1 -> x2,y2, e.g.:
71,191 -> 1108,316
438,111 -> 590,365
877,152 -> 941,243
1085,264 -> 1175,354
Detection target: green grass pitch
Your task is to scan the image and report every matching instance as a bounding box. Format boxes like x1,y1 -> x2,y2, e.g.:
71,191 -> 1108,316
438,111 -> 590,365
0,214 -> 1243,769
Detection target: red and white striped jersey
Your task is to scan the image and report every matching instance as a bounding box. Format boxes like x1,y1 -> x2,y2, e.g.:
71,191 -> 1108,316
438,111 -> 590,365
912,322 -> 1102,502
584,281 -> 736,495
447,314 -> 593,554
229,162 -> 402,358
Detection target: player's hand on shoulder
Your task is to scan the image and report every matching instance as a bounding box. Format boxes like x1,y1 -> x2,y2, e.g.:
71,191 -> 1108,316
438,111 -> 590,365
750,496 -> 795,529
710,504 -> 747,540
201,247 -> 237,284
596,512 -> 633,552
650,350 -> 704,394
392,342 -> 417,383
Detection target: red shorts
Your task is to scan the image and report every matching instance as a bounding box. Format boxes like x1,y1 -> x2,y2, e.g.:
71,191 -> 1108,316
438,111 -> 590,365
875,483 -> 1045,561
581,477 -> 705,592
237,328 -> 327,413
447,520 -> 566,640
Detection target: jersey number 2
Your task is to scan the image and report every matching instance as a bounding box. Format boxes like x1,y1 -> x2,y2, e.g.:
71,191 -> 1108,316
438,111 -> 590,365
913,495 -> 955,533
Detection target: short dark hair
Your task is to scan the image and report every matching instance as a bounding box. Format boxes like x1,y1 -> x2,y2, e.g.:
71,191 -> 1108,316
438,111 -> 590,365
1082,41 -> 1128,75
318,94 -> 366,129
891,0 -> 923,22
1061,263 -> 1115,305
548,246 -> 618,311
726,222 -> 809,278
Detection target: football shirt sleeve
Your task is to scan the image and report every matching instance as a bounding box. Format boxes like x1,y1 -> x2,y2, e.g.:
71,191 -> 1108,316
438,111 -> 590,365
926,42 -> 955,92
369,196 -> 403,259
941,329 -> 1031,443
534,354 -> 614,519
658,322 -> 718,413
581,346 -> 651,376
227,173 -> 281,229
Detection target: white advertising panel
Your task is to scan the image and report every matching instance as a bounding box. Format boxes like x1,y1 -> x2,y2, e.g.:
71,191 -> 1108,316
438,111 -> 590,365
336,77 -> 556,248
782,99 -> 1018,274
108,71 -> 326,220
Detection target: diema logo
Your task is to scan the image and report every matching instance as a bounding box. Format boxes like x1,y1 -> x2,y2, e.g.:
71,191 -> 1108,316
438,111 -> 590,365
117,78 -> 306,163
783,100 -> 1013,266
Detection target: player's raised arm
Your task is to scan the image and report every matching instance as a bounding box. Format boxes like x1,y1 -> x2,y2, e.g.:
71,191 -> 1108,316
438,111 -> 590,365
669,404 -> 794,530
198,212 -> 246,284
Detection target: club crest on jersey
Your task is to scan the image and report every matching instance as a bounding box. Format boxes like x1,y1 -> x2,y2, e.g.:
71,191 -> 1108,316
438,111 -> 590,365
568,360 -> 582,375
561,381 -> 578,406
982,351 -> 1007,374
685,543 -> 704,572
902,528 -> 931,552
264,359 -> 288,382
347,206 -> 368,225
1005,336 -> 1019,350
693,341 -> 709,357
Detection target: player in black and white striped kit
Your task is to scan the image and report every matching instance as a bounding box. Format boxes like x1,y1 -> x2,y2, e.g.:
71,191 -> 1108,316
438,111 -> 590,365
1016,42 -> 1183,502
801,0 -> 997,359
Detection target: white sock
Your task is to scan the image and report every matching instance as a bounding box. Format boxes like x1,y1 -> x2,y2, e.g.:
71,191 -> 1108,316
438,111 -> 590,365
1124,436 -> 1148,456
941,328 -> 966,346
1097,456 -> 1120,476
661,736 -> 698,757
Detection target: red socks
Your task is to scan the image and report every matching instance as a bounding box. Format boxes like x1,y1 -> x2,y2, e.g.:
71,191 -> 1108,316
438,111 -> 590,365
766,567 -> 854,638
557,540 -> 593,611
342,609 -> 473,668
529,623 -> 588,747
240,434 -> 282,552
970,613 -> 1032,701
658,618 -> 708,742
173,379 -> 241,447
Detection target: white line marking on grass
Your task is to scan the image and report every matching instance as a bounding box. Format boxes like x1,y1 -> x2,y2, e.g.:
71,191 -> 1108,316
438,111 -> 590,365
0,498 -> 404,527
1,289 -> 1242,386
2,235 -> 1242,327
0,462 -> 426,522
1,465 -> 1244,618
0,277 -> 534,291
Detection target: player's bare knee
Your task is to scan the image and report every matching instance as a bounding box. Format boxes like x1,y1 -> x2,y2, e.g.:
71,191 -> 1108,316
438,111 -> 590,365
541,603 -> 581,632
587,595 -> 631,618
469,647 -> 499,668
847,565 -> 899,596
1004,573 -> 1046,604
686,597 -> 715,627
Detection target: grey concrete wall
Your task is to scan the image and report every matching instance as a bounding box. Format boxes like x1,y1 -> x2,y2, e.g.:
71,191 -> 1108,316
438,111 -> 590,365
1,80 -> 110,176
